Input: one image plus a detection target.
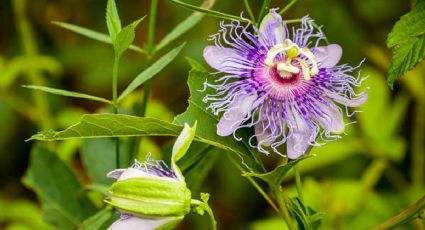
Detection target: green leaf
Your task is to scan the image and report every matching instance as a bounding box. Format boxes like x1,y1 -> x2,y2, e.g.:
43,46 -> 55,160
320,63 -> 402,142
106,0 -> 121,42
243,156 -> 311,186
155,0 -> 215,52
22,145 -> 97,229
28,114 -> 182,141
173,60 -> 265,173
22,85 -> 111,104
113,18 -> 144,57
386,1 -> 425,86
168,0 -> 242,21
288,198 -> 323,230
78,207 -> 116,230
81,139 -> 117,185
52,21 -> 145,53
118,43 -> 185,102
387,36 -> 425,87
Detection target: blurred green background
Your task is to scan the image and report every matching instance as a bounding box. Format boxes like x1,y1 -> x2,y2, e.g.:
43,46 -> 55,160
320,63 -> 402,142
0,0 -> 424,229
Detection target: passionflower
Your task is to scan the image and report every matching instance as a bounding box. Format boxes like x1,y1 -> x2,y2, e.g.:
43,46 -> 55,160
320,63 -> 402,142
105,123 -> 198,230
203,10 -> 367,159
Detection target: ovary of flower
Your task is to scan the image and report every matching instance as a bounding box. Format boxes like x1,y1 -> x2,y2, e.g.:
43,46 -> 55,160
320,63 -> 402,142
264,39 -> 319,81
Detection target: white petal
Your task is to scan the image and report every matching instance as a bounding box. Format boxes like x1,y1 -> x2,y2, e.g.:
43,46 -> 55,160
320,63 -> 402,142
217,94 -> 257,136
108,216 -> 179,230
107,169 -> 126,179
203,46 -> 243,71
327,91 -> 368,107
315,103 -> 344,133
107,168 -> 164,181
287,113 -> 314,159
254,121 -> 277,147
313,44 -> 342,68
259,10 -> 285,46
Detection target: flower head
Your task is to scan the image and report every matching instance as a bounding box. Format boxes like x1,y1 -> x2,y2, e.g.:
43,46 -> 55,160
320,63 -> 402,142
203,10 -> 367,159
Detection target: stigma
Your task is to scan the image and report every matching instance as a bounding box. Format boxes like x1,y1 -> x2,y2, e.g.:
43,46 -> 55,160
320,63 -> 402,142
264,39 -> 318,81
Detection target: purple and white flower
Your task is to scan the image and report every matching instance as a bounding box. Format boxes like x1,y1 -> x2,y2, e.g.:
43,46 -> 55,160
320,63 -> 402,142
203,10 -> 367,159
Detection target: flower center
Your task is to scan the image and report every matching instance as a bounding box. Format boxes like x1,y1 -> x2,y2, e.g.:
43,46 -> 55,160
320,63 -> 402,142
264,39 -> 318,81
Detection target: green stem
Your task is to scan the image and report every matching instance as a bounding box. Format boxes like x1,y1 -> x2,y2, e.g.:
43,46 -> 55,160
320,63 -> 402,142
147,0 -> 158,55
191,199 -> 217,230
112,55 -> 120,167
227,154 -> 280,213
168,0 -> 242,21
272,185 -> 296,230
373,195 -> 425,230
243,0 -> 256,24
279,0 -> 297,15
257,0 -> 271,24
294,164 -> 304,203
13,0 -> 53,130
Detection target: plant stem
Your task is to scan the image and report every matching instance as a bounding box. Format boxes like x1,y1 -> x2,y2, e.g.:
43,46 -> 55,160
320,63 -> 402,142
272,185 -> 296,230
294,164 -> 304,203
257,0 -> 271,24
279,0 -> 297,15
191,199 -> 217,230
226,154 -> 280,213
243,0 -> 256,24
13,0 -> 53,130
112,55 -> 120,167
147,0 -> 158,55
373,195 -> 425,230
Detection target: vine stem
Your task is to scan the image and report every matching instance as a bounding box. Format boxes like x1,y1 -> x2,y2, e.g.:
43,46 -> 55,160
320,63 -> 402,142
294,164 -> 304,203
373,195 -> 425,230
272,185 -> 296,230
243,0 -> 256,25
191,199 -> 217,230
279,0 -> 297,15
112,55 -> 120,168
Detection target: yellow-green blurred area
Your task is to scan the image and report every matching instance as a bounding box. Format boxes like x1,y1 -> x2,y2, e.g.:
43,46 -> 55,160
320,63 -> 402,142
0,0 -> 424,229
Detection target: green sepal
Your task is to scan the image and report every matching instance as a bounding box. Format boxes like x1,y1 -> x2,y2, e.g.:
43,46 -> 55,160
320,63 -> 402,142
171,122 -> 197,182
106,177 -> 191,217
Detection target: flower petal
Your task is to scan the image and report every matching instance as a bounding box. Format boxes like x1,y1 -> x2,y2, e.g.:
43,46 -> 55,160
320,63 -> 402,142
314,102 -> 344,133
108,216 -> 181,230
258,9 -> 285,47
313,44 -> 342,68
107,168 -> 161,181
203,46 -> 243,72
327,91 -> 368,107
217,93 -> 257,136
287,113 -> 314,159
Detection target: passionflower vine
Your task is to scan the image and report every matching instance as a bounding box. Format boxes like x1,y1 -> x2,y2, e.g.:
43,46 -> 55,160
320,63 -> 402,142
105,123 -> 215,230
203,10 -> 367,159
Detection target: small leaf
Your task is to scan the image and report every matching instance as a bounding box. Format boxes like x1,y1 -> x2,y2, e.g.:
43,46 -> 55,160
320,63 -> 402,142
243,156 -> 311,186
386,1 -> 425,86
113,18 -> 144,57
288,198 -> 323,230
22,145 -> 97,229
22,85 -> 112,104
169,0 -> 242,21
52,21 -> 145,53
118,43 -> 185,102
155,0 -> 215,52
106,0 -> 121,42
387,36 -> 425,87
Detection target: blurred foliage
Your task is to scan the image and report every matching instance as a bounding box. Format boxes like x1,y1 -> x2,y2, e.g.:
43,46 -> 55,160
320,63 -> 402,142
0,0 -> 424,229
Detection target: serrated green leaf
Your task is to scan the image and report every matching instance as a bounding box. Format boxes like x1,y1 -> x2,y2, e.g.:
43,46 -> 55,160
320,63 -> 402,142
23,85 -> 111,104
387,1 -> 425,47
52,21 -> 145,53
22,145 -> 97,229
155,0 -> 215,52
113,18 -> 144,57
387,35 -> 425,86
386,1 -> 425,86
106,0 -> 121,42
118,43 -> 185,102
173,60 -> 265,173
